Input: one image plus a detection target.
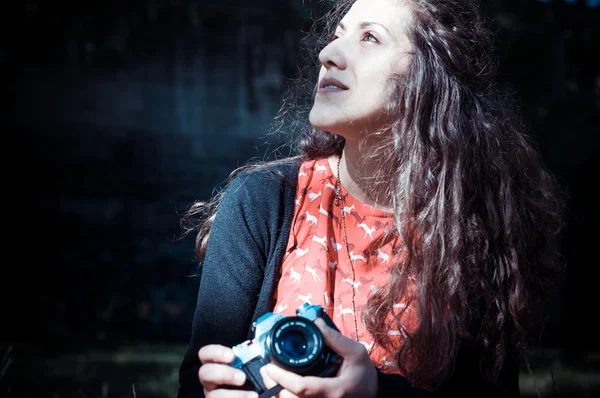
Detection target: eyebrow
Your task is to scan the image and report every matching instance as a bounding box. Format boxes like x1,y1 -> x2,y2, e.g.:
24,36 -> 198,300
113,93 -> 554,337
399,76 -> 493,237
338,21 -> 393,36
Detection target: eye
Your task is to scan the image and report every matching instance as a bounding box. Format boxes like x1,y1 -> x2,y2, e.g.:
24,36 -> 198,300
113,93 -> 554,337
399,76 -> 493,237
362,32 -> 379,43
331,34 -> 340,42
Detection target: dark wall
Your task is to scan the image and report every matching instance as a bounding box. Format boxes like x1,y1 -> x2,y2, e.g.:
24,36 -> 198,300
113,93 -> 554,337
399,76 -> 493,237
4,0 -> 599,353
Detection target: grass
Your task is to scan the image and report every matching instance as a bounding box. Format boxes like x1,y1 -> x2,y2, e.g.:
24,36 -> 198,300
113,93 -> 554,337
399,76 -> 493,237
1,342 -> 598,397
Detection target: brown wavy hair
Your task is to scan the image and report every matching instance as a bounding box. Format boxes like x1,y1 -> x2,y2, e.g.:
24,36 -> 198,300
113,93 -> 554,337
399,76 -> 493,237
181,0 -> 565,390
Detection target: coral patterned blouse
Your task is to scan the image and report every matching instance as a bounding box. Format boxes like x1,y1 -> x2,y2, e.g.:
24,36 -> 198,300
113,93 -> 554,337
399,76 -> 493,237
273,157 -> 418,375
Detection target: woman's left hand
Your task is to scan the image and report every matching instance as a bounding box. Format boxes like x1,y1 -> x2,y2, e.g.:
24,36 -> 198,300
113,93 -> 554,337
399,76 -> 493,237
260,317 -> 378,398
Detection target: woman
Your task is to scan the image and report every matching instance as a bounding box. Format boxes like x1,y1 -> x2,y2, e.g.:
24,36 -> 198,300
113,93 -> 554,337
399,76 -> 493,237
177,0 -> 564,396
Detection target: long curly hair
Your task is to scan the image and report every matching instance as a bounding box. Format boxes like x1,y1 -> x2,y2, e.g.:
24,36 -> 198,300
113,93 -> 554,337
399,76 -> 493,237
181,0 -> 565,390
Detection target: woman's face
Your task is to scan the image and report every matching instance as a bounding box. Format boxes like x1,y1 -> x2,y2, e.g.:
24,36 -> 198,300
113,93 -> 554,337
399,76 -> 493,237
309,0 -> 414,139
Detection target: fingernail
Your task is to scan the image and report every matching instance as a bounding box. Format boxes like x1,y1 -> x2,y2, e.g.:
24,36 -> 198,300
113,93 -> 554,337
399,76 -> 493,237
235,371 -> 246,383
223,350 -> 234,361
247,392 -> 258,398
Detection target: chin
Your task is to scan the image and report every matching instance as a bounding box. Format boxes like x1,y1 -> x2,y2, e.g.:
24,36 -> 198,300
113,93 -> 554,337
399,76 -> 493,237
310,121 -> 341,136
309,111 -> 340,134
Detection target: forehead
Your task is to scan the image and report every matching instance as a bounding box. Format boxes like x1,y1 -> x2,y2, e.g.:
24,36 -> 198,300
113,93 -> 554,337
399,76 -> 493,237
341,0 -> 413,32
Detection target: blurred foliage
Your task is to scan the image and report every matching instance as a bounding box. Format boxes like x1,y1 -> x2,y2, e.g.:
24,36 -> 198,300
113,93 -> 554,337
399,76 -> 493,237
12,0 -> 329,70
5,0 -> 598,353
1,343 -> 599,398
18,0 -> 323,32
11,0 -> 599,112
12,0 -> 599,87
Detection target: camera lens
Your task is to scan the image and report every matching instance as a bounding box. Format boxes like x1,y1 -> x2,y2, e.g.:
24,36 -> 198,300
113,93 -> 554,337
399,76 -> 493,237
280,330 -> 308,358
266,316 -> 324,374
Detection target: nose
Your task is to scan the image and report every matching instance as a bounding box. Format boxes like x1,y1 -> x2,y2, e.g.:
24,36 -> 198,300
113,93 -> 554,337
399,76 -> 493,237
318,38 -> 347,70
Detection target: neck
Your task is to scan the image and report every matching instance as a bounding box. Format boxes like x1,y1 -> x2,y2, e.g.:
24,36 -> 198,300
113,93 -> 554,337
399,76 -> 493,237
329,139 -> 393,212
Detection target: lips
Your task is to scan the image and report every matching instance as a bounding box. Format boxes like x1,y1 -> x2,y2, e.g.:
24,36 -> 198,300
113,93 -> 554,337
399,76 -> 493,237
319,76 -> 349,90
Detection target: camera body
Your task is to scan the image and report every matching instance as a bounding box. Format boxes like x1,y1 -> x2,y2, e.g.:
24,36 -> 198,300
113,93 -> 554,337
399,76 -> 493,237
231,303 -> 342,395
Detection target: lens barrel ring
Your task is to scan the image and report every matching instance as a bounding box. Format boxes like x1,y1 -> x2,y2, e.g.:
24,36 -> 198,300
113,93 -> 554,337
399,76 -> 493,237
265,316 -> 324,373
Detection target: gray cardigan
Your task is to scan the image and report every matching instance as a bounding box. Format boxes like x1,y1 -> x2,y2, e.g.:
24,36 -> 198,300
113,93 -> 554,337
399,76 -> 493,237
177,157 -> 520,397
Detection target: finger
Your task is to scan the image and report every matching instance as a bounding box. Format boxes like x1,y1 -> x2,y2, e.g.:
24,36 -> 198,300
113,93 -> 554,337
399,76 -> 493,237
263,364 -> 331,398
199,344 -> 236,364
199,363 -> 247,391
278,388 -> 300,398
206,389 -> 258,398
314,318 -> 365,358
260,366 -> 278,390
260,366 -> 297,398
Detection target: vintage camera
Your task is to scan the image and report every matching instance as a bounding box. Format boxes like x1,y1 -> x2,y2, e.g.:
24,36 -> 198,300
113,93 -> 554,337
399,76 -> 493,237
231,303 -> 342,396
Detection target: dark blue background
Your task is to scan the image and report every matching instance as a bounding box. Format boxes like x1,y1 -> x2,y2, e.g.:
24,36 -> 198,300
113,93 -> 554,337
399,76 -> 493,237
3,0 -> 598,364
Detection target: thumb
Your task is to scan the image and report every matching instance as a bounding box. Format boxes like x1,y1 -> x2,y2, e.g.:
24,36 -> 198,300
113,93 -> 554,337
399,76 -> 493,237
314,318 -> 363,358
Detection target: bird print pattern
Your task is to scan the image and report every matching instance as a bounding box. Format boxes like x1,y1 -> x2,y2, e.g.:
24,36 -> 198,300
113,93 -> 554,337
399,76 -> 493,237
273,158 -> 419,375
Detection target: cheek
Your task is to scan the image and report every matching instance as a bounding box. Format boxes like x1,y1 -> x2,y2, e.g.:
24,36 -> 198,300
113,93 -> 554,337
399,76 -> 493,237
360,75 -> 391,110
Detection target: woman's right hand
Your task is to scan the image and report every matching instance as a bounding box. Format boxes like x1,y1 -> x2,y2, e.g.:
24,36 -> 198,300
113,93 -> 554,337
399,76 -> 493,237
198,344 -> 258,398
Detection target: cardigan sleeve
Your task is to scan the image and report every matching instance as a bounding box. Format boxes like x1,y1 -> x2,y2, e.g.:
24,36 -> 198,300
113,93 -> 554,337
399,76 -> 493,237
177,170 -> 285,398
